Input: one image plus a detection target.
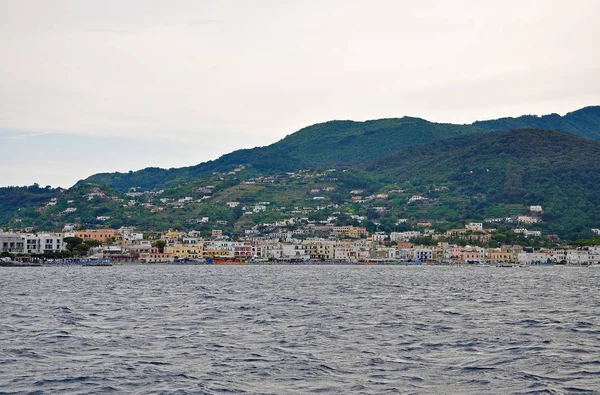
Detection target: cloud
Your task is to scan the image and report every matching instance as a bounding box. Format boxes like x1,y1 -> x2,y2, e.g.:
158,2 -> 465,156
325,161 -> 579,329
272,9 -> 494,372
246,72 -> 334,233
1,0 -> 599,187
85,29 -> 133,34
0,130 -> 51,140
189,18 -> 222,27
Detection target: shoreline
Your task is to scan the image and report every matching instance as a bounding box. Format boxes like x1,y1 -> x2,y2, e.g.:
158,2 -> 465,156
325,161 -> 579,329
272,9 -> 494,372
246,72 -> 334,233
2,261 -> 596,268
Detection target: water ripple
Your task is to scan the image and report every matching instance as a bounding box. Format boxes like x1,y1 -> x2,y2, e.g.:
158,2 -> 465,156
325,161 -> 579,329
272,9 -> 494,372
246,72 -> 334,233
0,266 -> 599,393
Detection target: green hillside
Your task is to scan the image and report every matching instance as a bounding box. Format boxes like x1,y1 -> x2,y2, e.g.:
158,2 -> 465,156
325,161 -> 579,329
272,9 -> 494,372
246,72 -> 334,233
4,128 -> 599,241
0,185 -> 63,228
82,106 -> 600,193
3,107 -> 600,241
268,117 -> 482,164
474,106 -> 600,140
365,129 -> 600,238
83,117 -> 484,191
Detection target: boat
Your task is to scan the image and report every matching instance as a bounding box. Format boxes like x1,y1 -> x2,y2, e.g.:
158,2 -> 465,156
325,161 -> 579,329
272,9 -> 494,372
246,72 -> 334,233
45,258 -> 112,266
213,258 -> 245,265
358,260 -> 377,265
496,262 -> 514,267
1,259 -> 42,267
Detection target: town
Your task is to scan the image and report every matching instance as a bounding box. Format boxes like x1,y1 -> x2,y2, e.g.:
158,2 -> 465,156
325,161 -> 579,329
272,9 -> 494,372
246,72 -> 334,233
2,223 -> 599,266
3,167 -> 600,266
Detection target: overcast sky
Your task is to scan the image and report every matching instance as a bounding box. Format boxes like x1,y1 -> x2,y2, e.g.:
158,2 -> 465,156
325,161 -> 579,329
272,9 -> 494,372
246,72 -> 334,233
1,0 -> 599,187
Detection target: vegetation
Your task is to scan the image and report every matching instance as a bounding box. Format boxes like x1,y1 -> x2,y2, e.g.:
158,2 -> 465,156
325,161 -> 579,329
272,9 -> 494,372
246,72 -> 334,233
364,129 -> 600,239
473,106 -> 600,140
81,106 -> 600,192
63,236 -> 102,256
1,106 -> 600,242
0,184 -> 62,226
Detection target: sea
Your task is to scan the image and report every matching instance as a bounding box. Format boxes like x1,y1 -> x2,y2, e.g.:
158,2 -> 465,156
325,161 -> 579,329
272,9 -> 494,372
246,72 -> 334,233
1,265 -> 599,394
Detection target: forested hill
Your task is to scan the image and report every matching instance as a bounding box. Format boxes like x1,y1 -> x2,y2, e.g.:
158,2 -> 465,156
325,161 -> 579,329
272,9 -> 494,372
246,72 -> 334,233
82,106 -> 600,192
364,129 -> 600,236
0,185 -> 63,227
2,128 -> 600,240
82,117 -> 484,191
265,117 -> 481,164
473,106 -> 600,140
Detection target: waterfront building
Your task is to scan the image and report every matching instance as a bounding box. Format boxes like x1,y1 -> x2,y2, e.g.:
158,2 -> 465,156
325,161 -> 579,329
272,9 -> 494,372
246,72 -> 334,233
127,240 -> 154,256
166,243 -> 204,259
0,234 -> 25,253
1,233 -> 63,254
302,238 -> 336,260
23,233 -> 64,254
75,229 -> 116,243
414,248 -> 434,262
488,249 -> 514,262
517,252 -> 549,264
139,248 -> 173,263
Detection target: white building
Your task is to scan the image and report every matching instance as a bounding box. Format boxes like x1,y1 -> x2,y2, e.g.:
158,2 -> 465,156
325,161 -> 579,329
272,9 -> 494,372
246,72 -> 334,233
466,223 -> 483,231
371,232 -> 388,242
334,246 -> 369,261
408,195 -> 427,203
281,244 -> 310,261
414,248 -> 434,262
63,224 -> 77,232
394,248 -> 414,260
517,252 -> 548,264
0,234 -> 25,253
566,250 -> 590,265
23,234 -> 64,254
390,231 -> 421,242
588,246 -> 600,264
518,216 -> 539,224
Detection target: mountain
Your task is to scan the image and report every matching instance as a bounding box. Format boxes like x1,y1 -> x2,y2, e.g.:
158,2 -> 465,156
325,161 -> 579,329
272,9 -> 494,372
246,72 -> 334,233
365,129 -> 600,237
0,185 -> 63,228
82,106 -> 600,192
473,106 -> 600,140
83,117 -> 484,191
266,117 -> 481,164
3,106 -> 600,241
4,128 -> 600,240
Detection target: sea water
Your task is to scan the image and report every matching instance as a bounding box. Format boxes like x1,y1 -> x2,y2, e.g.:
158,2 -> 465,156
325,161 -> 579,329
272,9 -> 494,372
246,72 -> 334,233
1,265 -> 599,394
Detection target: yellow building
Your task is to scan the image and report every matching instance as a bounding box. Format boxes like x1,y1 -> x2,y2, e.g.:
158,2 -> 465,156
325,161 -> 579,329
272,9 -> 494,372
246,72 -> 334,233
166,243 -> 203,259
203,248 -> 232,258
489,251 -> 514,262
330,226 -> 368,238
165,230 -> 182,239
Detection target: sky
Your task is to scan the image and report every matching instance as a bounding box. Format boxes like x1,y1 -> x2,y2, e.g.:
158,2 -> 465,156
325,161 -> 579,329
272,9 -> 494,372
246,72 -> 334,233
1,0 -> 599,188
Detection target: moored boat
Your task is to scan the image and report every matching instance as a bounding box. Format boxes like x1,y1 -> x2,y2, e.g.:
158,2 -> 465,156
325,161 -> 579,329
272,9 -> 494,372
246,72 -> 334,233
213,258 -> 245,265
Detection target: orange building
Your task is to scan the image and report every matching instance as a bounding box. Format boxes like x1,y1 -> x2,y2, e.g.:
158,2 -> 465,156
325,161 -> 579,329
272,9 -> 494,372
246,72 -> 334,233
75,229 -> 116,242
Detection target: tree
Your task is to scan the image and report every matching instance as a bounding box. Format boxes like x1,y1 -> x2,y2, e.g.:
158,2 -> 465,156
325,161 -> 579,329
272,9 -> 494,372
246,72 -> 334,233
109,219 -> 123,229
64,237 -> 84,252
73,243 -> 91,256
152,240 -> 167,253
502,166 -> 525,201
83,239 -> 102,248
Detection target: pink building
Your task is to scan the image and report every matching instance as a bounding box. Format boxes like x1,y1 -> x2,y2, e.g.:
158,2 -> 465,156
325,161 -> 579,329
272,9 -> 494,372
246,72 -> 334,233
234,245 -> 253,259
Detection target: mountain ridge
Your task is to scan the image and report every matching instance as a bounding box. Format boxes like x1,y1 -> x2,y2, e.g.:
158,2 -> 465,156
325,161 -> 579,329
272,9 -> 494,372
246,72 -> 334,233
2,106 -> 600,240
81,105 -> 600,192
363,128 -> 600,238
